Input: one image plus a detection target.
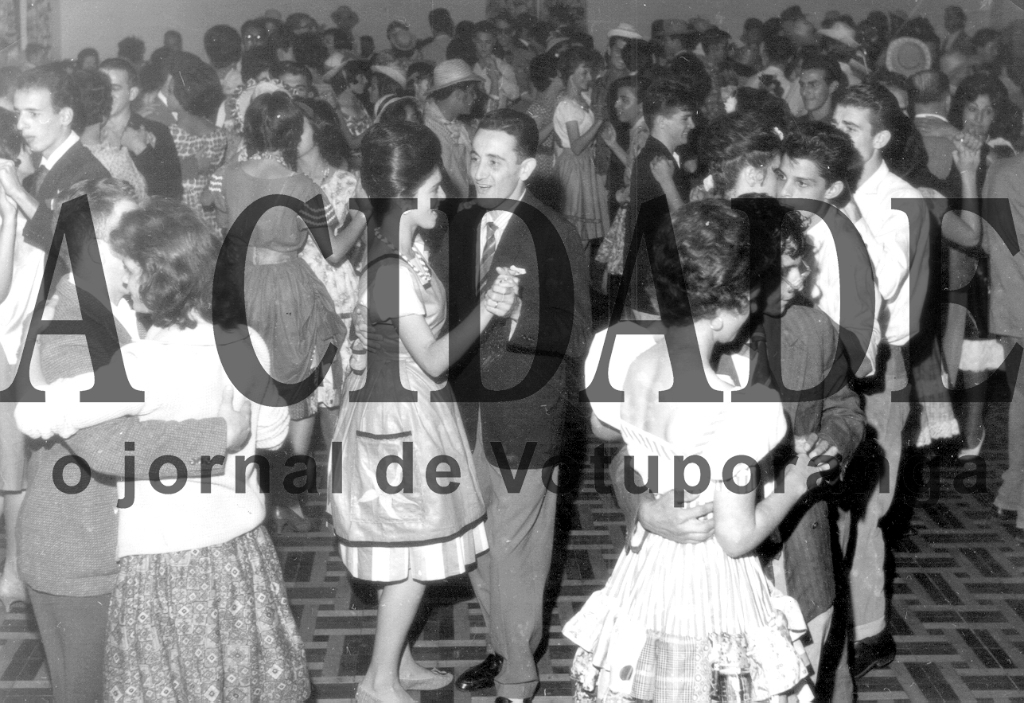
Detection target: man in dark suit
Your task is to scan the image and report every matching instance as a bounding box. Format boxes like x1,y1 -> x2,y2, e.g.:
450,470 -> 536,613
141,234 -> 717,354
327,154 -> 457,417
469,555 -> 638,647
442,109 -> 590,703
99,58 -> 183,200
620,78 -> 695,321
0,66 -> 110,253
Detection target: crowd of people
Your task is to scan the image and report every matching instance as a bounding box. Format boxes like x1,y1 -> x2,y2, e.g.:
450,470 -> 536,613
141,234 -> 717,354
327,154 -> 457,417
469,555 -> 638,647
0,2 -> 1022,702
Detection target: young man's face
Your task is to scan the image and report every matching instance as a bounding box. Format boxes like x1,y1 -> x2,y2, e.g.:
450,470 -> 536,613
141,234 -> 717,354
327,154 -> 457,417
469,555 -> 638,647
282,72 -> 312,98
799,69 -> 836,114
14,87 -> 72,158
833,104 -> 883,166
471,128 -> 534,206
778,154 -> 834,202
102,68 -> 138,118
474,31 -> 497,61
658,106 -> 696,146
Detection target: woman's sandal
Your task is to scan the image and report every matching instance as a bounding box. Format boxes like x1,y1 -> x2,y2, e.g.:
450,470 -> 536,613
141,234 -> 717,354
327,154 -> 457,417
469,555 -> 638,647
399,667 -> 454,691
0,570 -> 28,614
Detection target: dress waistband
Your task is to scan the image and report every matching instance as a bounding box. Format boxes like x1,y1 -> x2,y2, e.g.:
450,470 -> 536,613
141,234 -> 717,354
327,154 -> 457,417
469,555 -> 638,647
248,247 -> 298,265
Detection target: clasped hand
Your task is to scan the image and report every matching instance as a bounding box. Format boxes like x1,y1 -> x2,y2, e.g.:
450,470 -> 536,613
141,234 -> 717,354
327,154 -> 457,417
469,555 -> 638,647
483,266 -> 522,318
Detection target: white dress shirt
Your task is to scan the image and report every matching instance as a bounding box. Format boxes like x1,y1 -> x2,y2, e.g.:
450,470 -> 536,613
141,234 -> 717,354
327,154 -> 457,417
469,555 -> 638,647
40,132 -> 79,170
853,162 -> 922,347
805,216 -> 882,375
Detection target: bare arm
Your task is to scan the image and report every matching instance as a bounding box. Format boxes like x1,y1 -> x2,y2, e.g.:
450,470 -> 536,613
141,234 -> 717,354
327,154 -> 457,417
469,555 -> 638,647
566,118 -> 604,156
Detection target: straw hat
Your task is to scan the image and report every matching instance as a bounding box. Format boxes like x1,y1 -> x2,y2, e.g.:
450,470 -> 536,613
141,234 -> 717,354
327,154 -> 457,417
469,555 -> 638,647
371,64 -> 408,88
387,21 -> 417,52
373,94 -> 418,122
608,23 -> 643,41
427,59 -> 483,96
885,36 -> 932,77
820,21 -> 859,48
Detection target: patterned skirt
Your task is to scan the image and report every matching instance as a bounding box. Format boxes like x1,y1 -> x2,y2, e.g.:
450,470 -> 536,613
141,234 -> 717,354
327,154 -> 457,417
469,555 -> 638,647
104,527 -> 310,702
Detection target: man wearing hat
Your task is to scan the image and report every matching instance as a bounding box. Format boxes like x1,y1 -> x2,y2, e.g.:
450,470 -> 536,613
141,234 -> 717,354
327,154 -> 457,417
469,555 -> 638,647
387,20 -> 422,70
659,19 -> 697,64
885,36 -> 933,77
607,23 -> 643,82
424,59 -> 482,199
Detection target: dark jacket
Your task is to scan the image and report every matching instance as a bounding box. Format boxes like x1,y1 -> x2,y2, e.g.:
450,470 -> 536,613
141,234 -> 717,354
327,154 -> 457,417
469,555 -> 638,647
127,112 -> 183,200
23,140 -> 110,252
440,190 -> 592,469
623,136 -> 688,316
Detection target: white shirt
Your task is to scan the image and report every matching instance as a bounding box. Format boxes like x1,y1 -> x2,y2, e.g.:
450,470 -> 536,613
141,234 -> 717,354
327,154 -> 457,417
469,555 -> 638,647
40,131 -> 79,170
804,216 -> 882,376
853,162 -> 922,347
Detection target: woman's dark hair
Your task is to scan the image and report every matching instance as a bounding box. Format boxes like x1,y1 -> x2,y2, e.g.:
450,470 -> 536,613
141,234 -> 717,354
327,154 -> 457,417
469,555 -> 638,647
529,52 -> 559,92
429,8 -> 455,36
109,198 -> 220,329
204,25 -> 243,69
241,46 -> 280,83
117,36 -> 146,65
76,48 -> 99,70
668,53 -> 712,105
699,112 -> 782,196
322,28 -> 350,51
733,87 -> 791,132
949,75 -> 1011,136
137,60 -> 169,94
652,199 -> 754,325
732,193 -> 809,304
621,38 -> 656,74
72,69 -> 112,130
0,109 -> 23,163
557,45 -> 590,83
244,91 -> 304,168
167,52 -> 223,121
295,97 -> 351,169
292,33 -> 329,71
329,58 -> 369,95
361,121 -> 442,217
972,27 -> 1000,55
370,70 -> 405,98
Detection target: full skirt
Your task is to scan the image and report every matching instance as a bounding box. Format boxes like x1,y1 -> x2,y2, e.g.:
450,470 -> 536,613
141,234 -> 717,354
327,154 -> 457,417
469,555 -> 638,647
104,527 -> 310,702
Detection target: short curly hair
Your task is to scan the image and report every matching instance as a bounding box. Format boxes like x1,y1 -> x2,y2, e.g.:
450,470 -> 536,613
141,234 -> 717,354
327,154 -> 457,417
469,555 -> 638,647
109,198 -> 219,330
244,91 -> 304,169
72,69 -> 111,129
652,200 -> 754,326
781,121 -> 862,208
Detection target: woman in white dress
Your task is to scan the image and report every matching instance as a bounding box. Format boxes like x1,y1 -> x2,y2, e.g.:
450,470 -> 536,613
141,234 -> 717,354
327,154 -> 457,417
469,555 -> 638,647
568,200 -> 817,702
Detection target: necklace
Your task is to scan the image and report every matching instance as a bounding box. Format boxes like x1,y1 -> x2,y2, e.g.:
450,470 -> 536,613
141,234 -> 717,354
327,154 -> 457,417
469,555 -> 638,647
301,157 -> 333,186
370,225 -> 432,288
248,151 -> 289,168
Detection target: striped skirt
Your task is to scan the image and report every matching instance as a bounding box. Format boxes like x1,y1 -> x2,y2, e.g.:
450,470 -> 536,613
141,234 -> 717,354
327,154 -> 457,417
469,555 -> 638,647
338,518 -> 488,583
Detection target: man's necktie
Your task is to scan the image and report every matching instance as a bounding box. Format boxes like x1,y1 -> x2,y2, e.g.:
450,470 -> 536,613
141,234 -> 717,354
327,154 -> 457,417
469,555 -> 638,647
479,221 -> 497,295
33,165 -> 49,199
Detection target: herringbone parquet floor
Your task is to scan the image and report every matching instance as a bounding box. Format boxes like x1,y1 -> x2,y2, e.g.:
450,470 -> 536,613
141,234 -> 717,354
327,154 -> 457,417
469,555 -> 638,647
1,388 -> 1023,702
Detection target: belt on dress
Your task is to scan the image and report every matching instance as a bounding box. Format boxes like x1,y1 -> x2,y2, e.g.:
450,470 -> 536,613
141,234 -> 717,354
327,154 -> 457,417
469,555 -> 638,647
248,246 -> 298,265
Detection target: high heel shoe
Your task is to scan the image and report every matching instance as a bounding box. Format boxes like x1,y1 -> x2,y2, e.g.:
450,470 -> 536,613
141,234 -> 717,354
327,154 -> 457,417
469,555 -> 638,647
270,504 -> 314,534
0,570 -> 28,613
958,427 -> 986,459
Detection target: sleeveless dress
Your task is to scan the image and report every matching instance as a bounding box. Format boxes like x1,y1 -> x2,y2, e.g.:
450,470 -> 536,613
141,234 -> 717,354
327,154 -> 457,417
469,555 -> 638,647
211,166 -> 347,420
329,236 -> 487,583
566,329 -> 810,703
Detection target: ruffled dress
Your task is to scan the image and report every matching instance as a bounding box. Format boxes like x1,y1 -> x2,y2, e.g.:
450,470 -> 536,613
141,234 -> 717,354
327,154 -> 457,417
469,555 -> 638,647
554,96 -> 610,242
566,333 -> 811,703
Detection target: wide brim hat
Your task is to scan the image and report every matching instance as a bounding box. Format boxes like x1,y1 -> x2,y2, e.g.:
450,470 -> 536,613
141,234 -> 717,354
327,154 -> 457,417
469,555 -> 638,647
427,59 -> 483,95
371,64 -> 409,88
608,23 -> 643,41
373,94 -> 418,122
820,21 -> 860,48
885,36 -> 932,77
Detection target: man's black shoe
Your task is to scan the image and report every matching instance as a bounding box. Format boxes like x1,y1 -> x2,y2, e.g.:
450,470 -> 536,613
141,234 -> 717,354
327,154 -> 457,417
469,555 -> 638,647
455,653 -> 504,691
851,630 -> 896,678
